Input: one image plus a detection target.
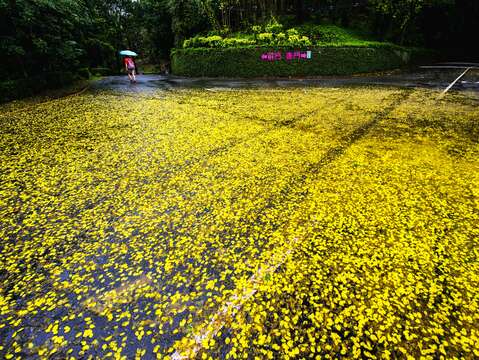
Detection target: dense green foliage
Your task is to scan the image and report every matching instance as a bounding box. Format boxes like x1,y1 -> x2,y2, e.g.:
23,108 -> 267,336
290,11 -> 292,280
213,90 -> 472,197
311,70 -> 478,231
172,46 -> 418,77
0,0 -> 174,94
0,72 -> 75,102
182,24 -> 395,49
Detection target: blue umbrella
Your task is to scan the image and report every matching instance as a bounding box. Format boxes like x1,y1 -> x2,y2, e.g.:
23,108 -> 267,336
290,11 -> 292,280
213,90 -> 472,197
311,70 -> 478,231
119,50 -> 138,57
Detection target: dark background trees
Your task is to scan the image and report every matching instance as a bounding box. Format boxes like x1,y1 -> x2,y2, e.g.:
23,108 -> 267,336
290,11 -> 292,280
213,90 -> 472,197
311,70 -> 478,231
0,0 -> 175,80
0,0 -> 477,84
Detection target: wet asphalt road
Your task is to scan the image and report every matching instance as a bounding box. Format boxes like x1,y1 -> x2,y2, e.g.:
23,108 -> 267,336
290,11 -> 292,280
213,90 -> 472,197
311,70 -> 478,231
92,68 -> 479,95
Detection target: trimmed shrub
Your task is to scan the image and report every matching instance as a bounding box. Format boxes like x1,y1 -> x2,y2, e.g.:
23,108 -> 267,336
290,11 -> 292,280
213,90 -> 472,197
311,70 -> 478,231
171,46 -> 419,78
184,35 -> 257,49
222,38 -> 256,47
257,33 -> 274,44
264,18 -> 284,34
183,33 -> 314,49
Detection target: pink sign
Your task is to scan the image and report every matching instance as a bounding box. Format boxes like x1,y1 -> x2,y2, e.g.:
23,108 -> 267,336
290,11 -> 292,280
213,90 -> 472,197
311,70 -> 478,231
260,51 -> 282,61
260,50 -> 312,62
285,51 -> 312,61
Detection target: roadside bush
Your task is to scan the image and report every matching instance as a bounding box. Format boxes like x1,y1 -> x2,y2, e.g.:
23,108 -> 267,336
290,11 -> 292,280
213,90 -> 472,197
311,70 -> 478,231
183,33 -> 313,48
285,35 -> 312,47
171,46 -> 418,78
257,33 -> 274,45
276,33 -> 287,42
264,18 -> 284,34
0,71 -> 75,103
222,38 -> 256,47
251,25 -> 262,35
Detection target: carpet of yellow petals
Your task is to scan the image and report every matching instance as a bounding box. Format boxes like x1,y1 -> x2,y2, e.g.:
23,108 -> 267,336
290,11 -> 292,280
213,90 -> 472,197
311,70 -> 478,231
0,87 -> 478,359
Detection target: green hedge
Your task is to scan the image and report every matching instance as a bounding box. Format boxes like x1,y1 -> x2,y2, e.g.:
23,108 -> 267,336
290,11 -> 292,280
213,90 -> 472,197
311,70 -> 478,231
0,71 -> 75,103
172,46 -> 423,78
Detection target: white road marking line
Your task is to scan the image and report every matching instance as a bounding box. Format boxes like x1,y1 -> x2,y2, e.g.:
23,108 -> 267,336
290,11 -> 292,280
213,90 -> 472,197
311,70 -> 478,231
440,67 -> 472,97
171,237 -> 301,360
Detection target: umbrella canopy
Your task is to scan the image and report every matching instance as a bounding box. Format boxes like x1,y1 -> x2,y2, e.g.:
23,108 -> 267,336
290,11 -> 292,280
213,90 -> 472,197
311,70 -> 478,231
119,50 -> 138,57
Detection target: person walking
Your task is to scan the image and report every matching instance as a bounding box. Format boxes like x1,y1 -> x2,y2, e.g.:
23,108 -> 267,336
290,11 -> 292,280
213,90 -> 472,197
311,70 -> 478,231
124,56 -> 137,83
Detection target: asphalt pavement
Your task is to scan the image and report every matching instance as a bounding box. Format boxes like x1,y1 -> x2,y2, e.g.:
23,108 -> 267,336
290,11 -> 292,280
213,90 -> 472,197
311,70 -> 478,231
91,68 -> 479,96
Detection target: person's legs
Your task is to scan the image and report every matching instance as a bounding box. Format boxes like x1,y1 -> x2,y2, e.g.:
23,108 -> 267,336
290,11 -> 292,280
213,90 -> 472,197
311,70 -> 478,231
132,69 -> 136,82
127,69 -> 134,82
